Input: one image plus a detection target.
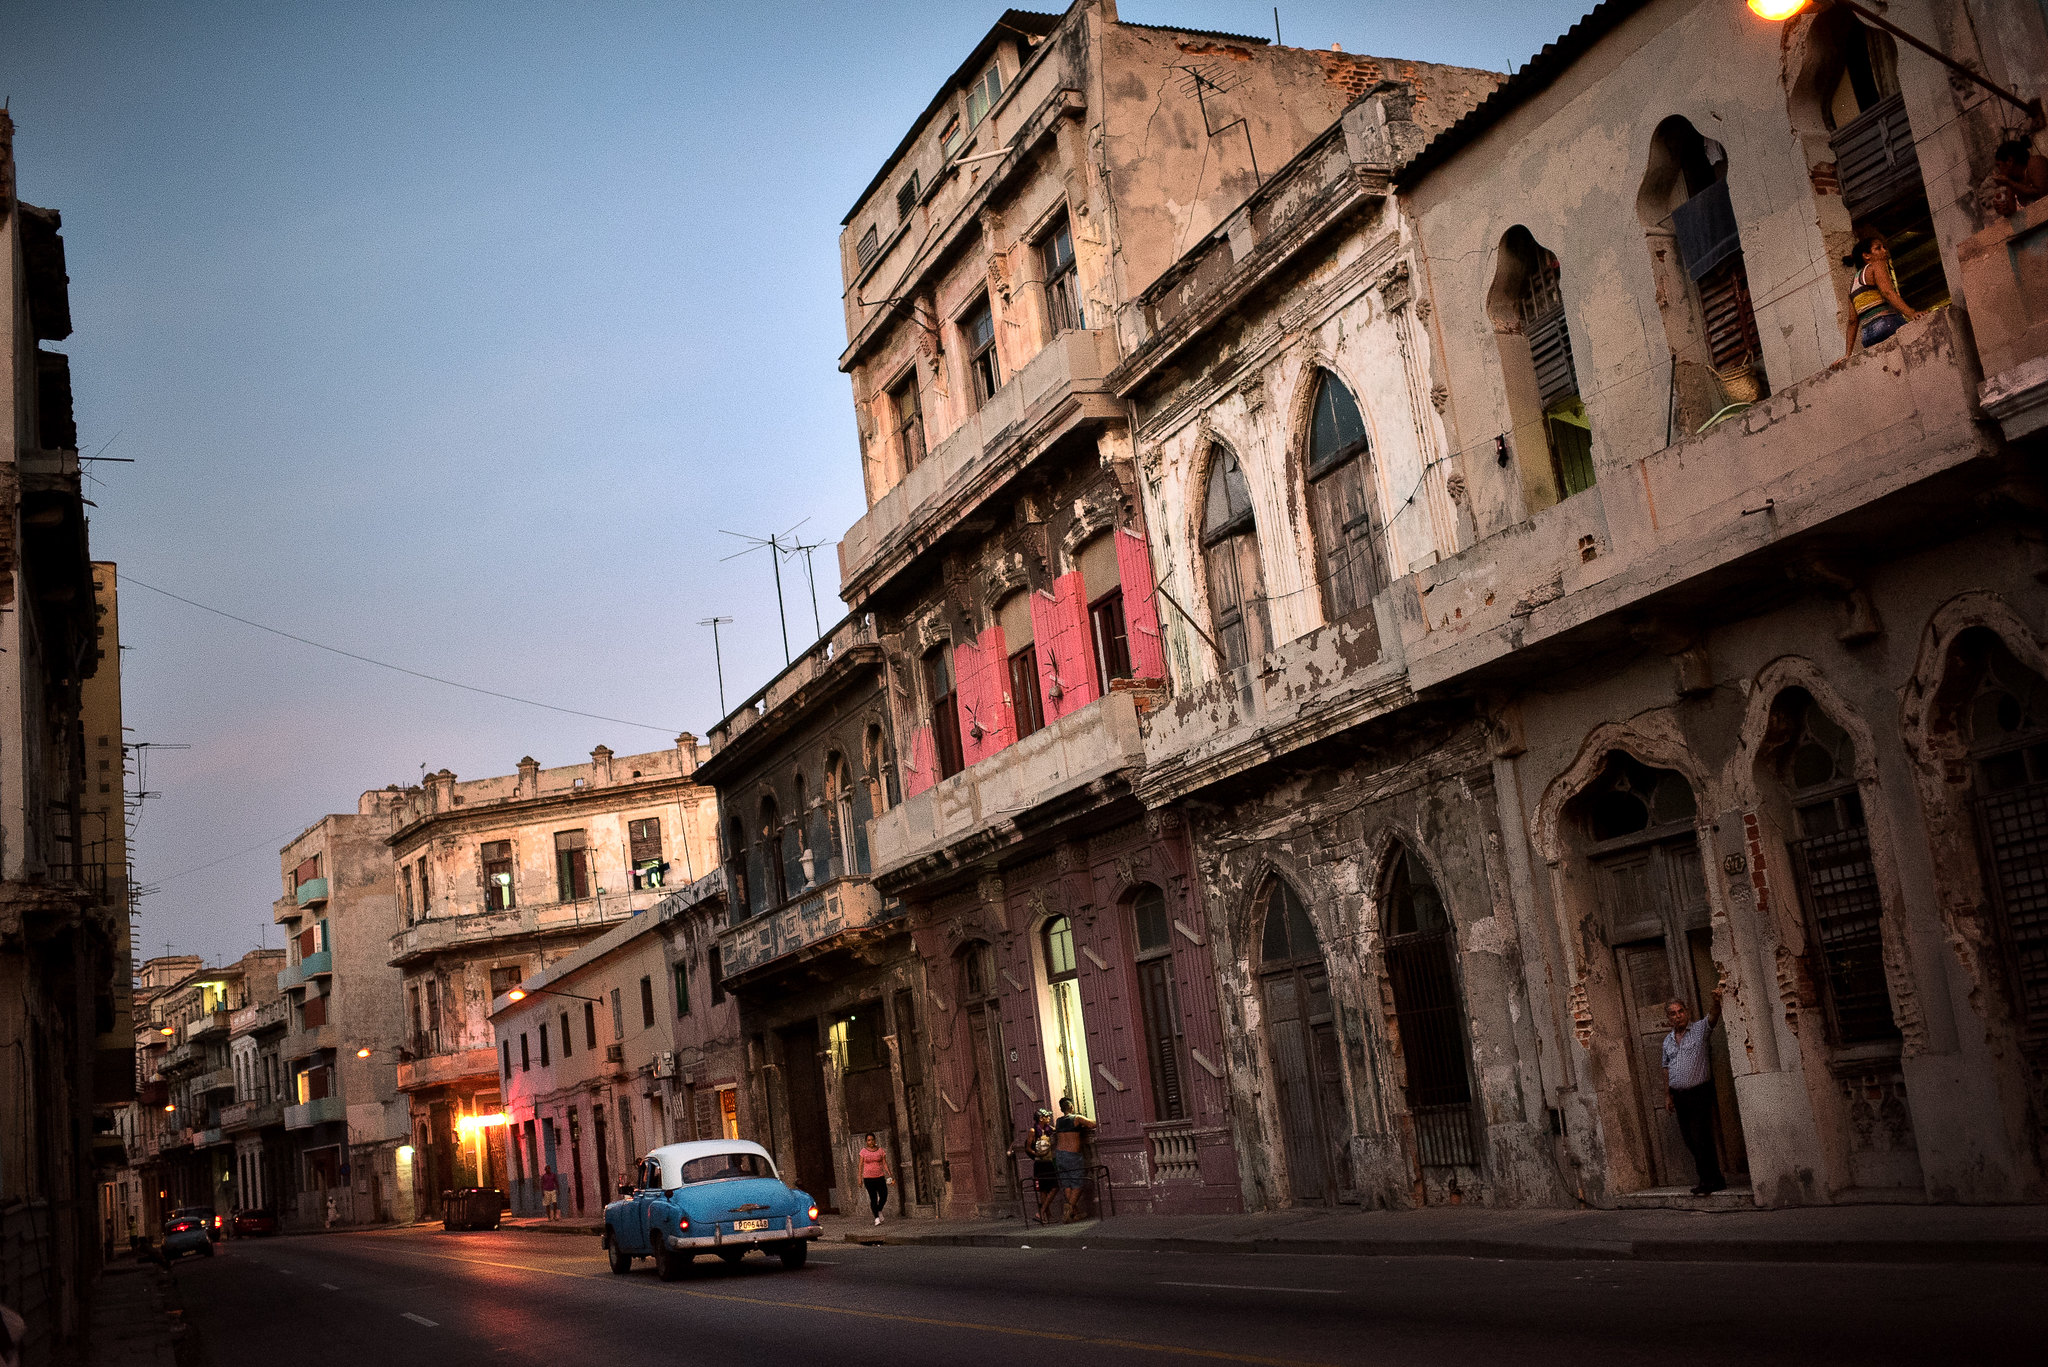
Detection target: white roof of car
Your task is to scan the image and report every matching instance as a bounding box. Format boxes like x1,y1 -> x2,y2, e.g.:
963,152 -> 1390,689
641,1139 -> 780,1188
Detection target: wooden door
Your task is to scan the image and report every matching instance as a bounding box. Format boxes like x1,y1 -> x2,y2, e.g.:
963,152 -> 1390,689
966,1006 -> 1014,1204
1264,966 -> 1339,1202
1614,938 -> 1686,1186
779,1021 -> 836,1212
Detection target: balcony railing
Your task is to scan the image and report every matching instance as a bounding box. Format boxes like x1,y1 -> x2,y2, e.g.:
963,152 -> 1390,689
395,1047 -> 498,1094
220,1098 -> 284,1132
283,1095 -> 345,1130
387,895 -> 644,966
716,876 -> 902,984
870,690 -> 1146,879
277,949 -> 332,992
295,876 -> 329,907
838,328 -> 1118,600
1401,309 -> 1986,694
196,1066 -> 236,1095
184,1009 -> 230,1041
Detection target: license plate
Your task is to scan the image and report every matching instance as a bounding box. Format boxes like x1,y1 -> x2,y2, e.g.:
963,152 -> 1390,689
733,1219 -> 770,1232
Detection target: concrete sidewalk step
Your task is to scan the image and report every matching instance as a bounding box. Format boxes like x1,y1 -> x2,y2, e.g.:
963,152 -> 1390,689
837,1204 -> 2048,1265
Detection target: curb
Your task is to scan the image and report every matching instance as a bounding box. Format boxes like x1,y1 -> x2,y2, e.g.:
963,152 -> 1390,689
842,1229 -> 2048,1265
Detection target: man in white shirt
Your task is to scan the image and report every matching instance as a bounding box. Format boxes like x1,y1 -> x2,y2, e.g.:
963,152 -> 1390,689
1661,988 -> 1725,1196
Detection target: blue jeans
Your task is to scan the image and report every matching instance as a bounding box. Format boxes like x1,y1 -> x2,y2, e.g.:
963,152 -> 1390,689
1859,312 -> 1905,348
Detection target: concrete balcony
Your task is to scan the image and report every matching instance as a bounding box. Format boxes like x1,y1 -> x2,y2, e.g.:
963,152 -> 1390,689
184,1009 -> 229,1041
284,1023 -> 338,1063
871,690 -> 1146,882
221,1099 -> 283,1133
294,876 -> 329,908
838,328 -> 1120,602
387,897 -> 639,967
395,1047 -> 497,1094
196,1066 -> 236,1096
283,1095 -> 345,1131
277,949 -> 331,992
1402,309 -> 1992,694
1137,604 -> 1409,808
230,998 -> 288,1037
717,876 -> 903,987
189,1127 -> 224,1149
160,1041 -> 203,1077
1958,195 -> 2048,441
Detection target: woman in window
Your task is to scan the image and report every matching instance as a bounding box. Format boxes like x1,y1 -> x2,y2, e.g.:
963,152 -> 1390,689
1843,230 -> 1922,353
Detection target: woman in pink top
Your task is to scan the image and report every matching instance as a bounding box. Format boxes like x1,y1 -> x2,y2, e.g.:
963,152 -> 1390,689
858,1134 -> 891,1225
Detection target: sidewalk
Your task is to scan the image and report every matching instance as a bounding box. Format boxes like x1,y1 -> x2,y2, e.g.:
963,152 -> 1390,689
836,1202 -> 2048,1265
67,1259 -> 182,1367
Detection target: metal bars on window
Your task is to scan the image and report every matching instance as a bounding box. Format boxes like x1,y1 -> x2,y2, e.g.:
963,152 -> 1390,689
1384,929 -> 1478,1168
1977,777 -> 2048,1028
1787,825 -> 1898,1044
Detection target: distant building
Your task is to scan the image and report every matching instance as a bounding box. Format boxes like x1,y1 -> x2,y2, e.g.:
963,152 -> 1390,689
385,740 -> 718,1221
492,870 -> 744,1219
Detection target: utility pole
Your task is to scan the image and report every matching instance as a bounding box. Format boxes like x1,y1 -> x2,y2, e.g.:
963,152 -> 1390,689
786,538 -> 830,642
698,617 -> 734,716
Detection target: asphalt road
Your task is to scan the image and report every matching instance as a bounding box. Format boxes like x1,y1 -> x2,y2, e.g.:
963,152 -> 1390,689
169,1225 -> 2041,1367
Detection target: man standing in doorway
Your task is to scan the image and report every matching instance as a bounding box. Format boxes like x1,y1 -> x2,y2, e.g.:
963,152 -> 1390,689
1663,989 -> 1725,1196
540,1165 -> 560,1220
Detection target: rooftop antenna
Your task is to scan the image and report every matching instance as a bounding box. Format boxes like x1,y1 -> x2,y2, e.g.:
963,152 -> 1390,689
784,537 -> 832,643
1173,63 -> 1261,189
698,617 -> 735,715
1273,7 -> 1281,44
720,520 -> 809,665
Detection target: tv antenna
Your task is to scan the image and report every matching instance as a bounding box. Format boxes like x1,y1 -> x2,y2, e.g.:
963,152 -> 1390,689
783,537 -> 832,642
720,520 -> 809,665
698,617 -> 735,716
1174,62 -> 1261,188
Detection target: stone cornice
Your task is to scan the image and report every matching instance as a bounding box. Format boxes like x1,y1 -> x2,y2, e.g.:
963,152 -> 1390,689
1134,673 -> 1419,808
388,774 -> 709,856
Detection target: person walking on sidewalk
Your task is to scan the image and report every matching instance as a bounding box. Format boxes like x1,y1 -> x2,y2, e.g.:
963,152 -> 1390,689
1053,1097 -> 1096,1222
858,1134 -> 891,1226
1663,989 -> 1726,1196
1018,1109 -> 1059,1224
540,1165 -> 560,1220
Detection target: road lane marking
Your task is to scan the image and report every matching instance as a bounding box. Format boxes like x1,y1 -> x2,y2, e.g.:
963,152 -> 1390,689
360,1244 -> 1336,1367
1158,1282 -> 1341,1294
401,1313 -> 438,1328
319,1282 -> 340,1290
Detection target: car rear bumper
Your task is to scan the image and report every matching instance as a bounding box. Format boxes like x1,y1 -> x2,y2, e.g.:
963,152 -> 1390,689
665,1222 -> 821,1252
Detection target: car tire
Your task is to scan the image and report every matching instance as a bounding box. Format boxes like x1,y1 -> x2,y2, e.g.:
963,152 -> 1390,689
778,1242 -> 808,1271
654,1241 -> 683,1282
607,1243 -> 632,1275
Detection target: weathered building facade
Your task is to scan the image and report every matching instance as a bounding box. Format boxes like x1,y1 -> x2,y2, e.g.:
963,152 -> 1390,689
1378,0 -> 2048,1208
0,110 -> 133,1363
274,794 -> 414,1227
493,870 -> 747,1219
700,615 -> 933,1218
835,0 -> 1496,1218
384,740 -> 717,1220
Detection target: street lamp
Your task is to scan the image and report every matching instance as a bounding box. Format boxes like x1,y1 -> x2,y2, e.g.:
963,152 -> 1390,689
504,985 -> 601,1005
1746,0 -> 2042,123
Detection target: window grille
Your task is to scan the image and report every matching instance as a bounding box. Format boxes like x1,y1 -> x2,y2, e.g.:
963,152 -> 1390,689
1383,851 -> 1478,1168
896,172 -> 920,222
1787,825 -> 1896,1043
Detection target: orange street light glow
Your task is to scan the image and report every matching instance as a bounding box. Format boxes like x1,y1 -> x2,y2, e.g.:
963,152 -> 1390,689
455,1112 -> 510,1133
1747,0 -> 1811,18
356,1047 -> 371,1058
158,1026 -> 174,1036
506,988 -> 526,1001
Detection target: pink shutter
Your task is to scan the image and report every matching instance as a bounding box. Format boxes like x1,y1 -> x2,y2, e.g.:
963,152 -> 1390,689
1116,528 -> 1168,684
1031,574 -> 1097,723
903,724 -> 938,799
956,625 -> 1015,766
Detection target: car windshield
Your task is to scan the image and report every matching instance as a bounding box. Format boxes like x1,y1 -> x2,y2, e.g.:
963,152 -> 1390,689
678,1151 -> 775,1184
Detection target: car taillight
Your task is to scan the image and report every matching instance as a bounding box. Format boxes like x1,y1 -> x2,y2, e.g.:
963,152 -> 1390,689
807,1204 -> 819,1222
676,1215 -> 689,1231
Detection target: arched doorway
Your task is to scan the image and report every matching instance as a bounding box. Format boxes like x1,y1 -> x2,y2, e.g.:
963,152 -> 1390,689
956,942 -> 1014,1208
1381,847 -> 1478,1170
1576,754 -> 1746,1191
1254,877 -> 1348,1203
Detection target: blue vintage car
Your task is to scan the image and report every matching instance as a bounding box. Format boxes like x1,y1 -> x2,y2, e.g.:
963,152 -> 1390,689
602,1139 -> 820,1279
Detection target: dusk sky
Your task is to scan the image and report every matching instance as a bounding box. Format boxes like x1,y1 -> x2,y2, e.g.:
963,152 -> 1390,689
2,1 -> 1590,967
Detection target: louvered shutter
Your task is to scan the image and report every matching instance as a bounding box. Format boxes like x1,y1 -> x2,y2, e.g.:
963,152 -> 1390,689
1829,93 -> 1921,219
1526,304 -> 1580,406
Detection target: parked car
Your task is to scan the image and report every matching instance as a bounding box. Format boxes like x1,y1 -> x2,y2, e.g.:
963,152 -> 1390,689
169,1206 -> 223,1243
602,1140 -> 820,1280
232,1208 -> 279,1237
162,1216 -> 215,1260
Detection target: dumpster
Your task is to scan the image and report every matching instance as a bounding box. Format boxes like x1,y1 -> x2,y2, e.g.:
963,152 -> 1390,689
441,1186 -> 505,1231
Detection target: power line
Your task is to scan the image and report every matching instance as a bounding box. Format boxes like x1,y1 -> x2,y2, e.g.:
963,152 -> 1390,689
122,576 -> 682,734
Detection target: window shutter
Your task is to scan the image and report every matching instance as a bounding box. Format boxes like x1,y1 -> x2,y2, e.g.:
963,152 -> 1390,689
1030,578 -> 1097,721
1525,304 -> 1580,406
1115,529 -> 1168,682
1829,93 -> 1921,219
1697,257 -> 1763,371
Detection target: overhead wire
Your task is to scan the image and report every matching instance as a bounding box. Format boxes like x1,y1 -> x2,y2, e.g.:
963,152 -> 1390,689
122,576 -> 683,734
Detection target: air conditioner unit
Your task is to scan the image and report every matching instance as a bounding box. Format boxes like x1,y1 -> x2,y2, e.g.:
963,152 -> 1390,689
653,1051 -> 676,1080
605,1043 -> 624,1065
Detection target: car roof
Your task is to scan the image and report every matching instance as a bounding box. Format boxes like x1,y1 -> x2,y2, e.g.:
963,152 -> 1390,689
639,1139 -> 780,1188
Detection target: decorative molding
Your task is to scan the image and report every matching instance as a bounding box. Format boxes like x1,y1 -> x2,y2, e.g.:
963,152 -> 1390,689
1060,490 -> 1121,561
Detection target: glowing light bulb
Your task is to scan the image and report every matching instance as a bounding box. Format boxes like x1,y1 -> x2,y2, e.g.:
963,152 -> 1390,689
1747,0 -> 1811,20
